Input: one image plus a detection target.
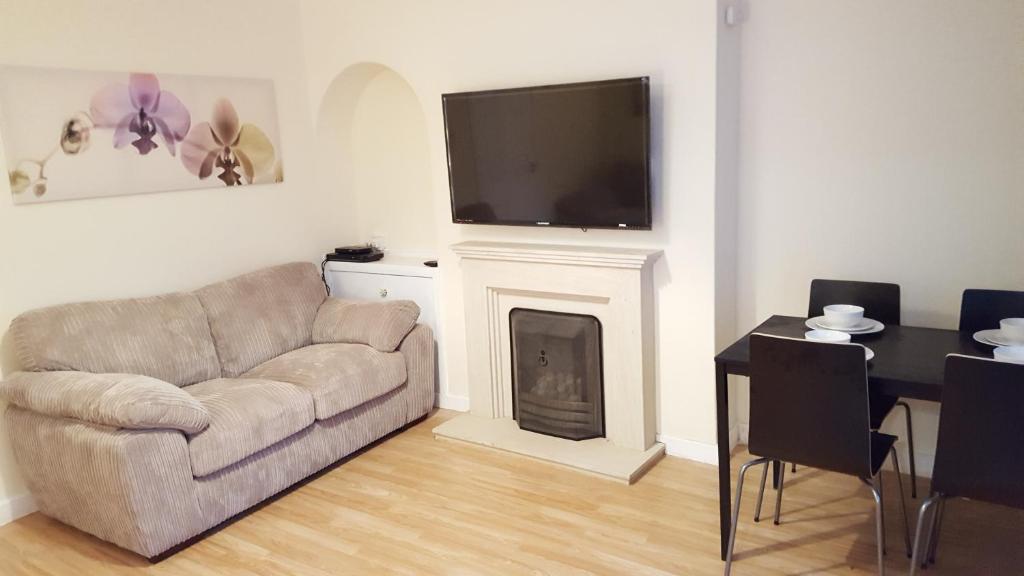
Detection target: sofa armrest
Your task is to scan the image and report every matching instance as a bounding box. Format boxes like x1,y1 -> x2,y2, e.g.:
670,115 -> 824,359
0,371 -> 210,434
398,323 -> 436,421
313,297 -> 420,352
5,406 -> 204,557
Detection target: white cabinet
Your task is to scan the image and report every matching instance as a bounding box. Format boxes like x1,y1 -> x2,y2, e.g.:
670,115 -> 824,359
328,270 -> 438,332
324,255 -> 443,401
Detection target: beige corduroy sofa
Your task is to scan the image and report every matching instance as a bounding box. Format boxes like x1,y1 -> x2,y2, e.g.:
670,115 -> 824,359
0,262 -> 435,559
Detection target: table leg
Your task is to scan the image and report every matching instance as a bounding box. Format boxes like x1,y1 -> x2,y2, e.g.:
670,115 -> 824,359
716,362 -> 731,561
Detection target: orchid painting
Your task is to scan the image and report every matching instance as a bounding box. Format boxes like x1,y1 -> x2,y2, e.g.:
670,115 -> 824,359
90,73 -> 191,156
0,66 -> 283,204
182,98 -> 275,186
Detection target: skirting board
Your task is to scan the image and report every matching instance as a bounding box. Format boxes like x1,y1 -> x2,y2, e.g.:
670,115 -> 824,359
658,433 -> 721,466
0,492 -> 36,526
436,393 -> 469,412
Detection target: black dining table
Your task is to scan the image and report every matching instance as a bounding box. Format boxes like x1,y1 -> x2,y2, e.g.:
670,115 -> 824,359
712,314 -> 996,560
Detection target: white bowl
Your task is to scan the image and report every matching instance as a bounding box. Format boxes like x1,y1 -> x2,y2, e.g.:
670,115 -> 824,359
823,304 -> 865,329
999,318 -> 1024,344
805,329 -> 852,344
994,345 -> 1024,364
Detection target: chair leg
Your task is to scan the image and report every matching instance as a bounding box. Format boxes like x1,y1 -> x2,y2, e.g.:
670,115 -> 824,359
927,497 -> 946,565
890,447 -> 911,557
877,468 -> 886,556
791,462 -> 796,473
897,401 -> 917,498
753,459 -> 769,522
870,481 -> 886,576
773,462 -> 786,525
725,457 -> 769,576
909,495 -> 942,576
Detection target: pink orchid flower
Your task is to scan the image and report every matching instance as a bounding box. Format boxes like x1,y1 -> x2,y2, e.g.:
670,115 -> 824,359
181,98 -> 275,186
90,73 -> 191,156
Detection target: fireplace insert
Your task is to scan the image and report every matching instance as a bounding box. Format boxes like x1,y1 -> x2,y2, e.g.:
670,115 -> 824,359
510,308 -> 604,440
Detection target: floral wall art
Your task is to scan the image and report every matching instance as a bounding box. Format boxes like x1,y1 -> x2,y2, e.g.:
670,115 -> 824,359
0,66 -> 283,204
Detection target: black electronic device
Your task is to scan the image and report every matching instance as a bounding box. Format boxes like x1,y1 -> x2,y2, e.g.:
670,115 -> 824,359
334,245 -> 375,256
443,76 -> 651,230
325,245 -> 384,263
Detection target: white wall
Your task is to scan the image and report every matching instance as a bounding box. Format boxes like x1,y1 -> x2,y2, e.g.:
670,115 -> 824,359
0,0 -> 327,521
736,0 -> 1024,474
300,0 -> 737,461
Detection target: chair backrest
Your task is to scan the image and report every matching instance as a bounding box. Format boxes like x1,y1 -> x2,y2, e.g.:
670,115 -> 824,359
931,355 -> 1024,509
749,334 -> 874,478
957,289 -> 1024,334
808,279 -> 901,326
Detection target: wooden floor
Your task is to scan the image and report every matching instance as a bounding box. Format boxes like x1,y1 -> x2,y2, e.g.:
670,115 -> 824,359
1,410 -> 1021,575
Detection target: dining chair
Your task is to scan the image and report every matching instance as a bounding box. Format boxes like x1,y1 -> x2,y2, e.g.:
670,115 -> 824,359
909,355 -> 1024,575
957,288 -> 1024,334
808,279 -> 901,327
725,334 -> 910,576
776,280 -> 917,498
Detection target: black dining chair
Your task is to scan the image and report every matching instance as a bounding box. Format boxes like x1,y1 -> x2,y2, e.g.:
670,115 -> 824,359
958,288 -> 1024,334
808,279 -> 902,327
725,334 -> 910,576
909,355 -> 1024,575
770,279 -> 917,502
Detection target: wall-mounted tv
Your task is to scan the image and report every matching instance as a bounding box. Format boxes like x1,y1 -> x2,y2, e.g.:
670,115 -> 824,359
443,77 -> 651,230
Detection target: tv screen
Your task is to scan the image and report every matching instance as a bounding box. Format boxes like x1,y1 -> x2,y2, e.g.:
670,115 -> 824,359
443,77 -> 651,230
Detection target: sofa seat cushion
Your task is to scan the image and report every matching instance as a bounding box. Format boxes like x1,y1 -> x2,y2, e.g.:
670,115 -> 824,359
185,378 -> 314,477
243,344 -> 407,421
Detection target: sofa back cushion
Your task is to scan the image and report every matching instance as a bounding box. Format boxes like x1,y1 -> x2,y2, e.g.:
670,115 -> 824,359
10,293 -> 220,386
195,262 -> 326,378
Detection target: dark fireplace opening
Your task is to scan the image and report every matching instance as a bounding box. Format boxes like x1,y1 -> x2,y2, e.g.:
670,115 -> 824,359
510,308 -> 604,441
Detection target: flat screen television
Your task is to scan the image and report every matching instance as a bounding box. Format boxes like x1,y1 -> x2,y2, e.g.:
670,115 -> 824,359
443,77 -> 651,230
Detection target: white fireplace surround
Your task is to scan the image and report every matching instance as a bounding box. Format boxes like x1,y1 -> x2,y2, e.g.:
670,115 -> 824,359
434,241 -> 664,482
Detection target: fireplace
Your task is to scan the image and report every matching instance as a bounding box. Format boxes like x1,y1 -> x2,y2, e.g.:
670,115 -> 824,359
435,241 -> 663,483
510,308 -> 604,441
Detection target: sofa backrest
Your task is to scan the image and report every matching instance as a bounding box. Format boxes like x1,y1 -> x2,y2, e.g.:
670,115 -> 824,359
195,262 -> 326,378
10,293 -> 220,387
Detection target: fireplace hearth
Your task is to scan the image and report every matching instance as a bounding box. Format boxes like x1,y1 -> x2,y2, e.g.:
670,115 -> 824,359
510,308 -> 604,441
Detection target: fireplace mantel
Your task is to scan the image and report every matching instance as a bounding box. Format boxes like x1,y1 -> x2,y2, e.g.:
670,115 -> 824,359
434,241 -> 664,483
451,241 -> 661,269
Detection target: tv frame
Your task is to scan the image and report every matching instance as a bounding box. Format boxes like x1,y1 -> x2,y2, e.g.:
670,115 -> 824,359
442,76 -> 652,231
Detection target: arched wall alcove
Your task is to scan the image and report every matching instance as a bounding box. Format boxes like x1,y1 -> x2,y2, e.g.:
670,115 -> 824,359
315,63 -> 436,252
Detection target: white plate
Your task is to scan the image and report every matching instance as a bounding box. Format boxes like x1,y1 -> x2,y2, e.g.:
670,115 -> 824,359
862,345 -> 875,362
805,316 -> 885,335
974,329 -> 1024,347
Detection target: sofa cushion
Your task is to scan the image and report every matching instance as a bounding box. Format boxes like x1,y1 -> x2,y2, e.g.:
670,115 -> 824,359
313,298 -> 420,352
244,344 -> 407,420
185,378 -> 315,477
195,262 -> 327,378
9,293 -> 220,387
